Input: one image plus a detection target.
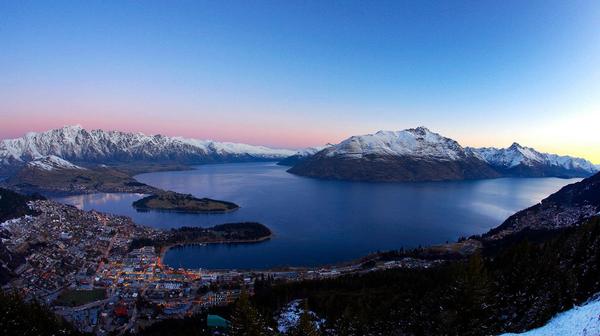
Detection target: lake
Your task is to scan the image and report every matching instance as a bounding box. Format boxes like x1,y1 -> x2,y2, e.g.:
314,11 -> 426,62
55,162 -> 580,270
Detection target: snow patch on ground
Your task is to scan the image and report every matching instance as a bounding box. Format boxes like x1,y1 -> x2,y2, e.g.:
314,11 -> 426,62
500,294 -> 600,336
276,299 -> 325,334
1,216 -> 24,228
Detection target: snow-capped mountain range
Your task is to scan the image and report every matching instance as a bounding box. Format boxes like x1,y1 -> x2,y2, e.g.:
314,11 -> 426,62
1,125 -> 596,182
288,127 -> 597,182
469,143 -> 597,174
0,125 -> 295,171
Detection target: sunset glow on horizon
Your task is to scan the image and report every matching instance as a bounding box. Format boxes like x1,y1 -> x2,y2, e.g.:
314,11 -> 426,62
1,1 -> 599,163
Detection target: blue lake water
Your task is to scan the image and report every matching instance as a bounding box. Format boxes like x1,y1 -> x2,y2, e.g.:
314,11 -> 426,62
54,162 -> 580,270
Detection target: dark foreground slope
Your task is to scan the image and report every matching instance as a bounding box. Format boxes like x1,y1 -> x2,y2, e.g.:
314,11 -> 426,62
0,188 -> 43,284
0,291 -> 85,336
0,187 -> 43,222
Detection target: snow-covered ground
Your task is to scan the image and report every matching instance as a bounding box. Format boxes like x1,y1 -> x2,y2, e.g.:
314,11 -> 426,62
0,216 -> 27,228
500,295 -> 600,336
276,299 -> 325,334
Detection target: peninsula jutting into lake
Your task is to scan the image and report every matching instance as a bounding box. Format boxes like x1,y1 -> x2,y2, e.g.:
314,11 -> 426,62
132,191 -> 239,213
129,222 -> 272,253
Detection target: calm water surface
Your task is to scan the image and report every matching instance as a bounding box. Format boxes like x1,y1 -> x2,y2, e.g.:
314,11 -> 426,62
55,162 -> 580,269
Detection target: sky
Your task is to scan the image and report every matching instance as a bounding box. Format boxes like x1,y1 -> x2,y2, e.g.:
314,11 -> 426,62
1,1 -> 599,162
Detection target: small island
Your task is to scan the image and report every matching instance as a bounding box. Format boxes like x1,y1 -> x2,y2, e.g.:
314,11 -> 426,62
129,222 -> 272,252
132,191 -> 239,213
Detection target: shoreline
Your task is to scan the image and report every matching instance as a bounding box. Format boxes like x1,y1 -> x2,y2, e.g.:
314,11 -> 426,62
159,234 -> 273,262
133,205 -> 240,214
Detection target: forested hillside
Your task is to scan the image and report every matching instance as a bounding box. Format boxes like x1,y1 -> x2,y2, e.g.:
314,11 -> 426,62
252,217 -> 600,335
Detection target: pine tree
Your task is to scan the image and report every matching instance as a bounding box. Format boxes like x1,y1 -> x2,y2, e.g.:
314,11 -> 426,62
229,290 -> 270,336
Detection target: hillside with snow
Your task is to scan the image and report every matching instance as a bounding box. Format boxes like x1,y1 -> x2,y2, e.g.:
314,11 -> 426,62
0,125 -> 294,172
26,155 -> 85,171
500,294 -> 600,336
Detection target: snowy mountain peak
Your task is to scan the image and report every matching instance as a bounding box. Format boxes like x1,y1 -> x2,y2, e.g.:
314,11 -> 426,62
408,126 -> 432,135
324,127 -> 467,161
509,142 -> 523,149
